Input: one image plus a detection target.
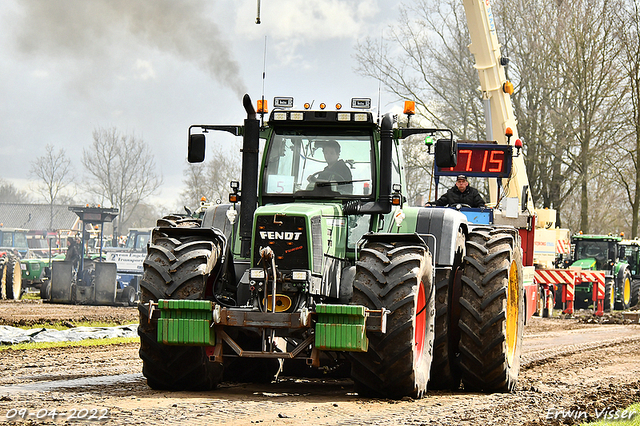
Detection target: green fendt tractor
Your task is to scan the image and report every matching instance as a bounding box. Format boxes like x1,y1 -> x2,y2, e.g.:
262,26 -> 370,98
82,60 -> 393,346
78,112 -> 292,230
138,95 -> 524,398
567,234 -> 635,310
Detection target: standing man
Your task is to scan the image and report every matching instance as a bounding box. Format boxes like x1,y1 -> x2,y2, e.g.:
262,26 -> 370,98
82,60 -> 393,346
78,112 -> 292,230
308,140 -> 353,194
431,174 -> 485,207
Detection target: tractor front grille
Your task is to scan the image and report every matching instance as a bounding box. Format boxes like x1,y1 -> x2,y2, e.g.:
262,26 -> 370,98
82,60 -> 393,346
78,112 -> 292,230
254,215 -> 309,271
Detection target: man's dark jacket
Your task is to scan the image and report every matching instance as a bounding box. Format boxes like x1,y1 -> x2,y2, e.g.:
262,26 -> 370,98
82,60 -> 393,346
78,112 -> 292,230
316,160 -> 353,193
434,185 -> 485,207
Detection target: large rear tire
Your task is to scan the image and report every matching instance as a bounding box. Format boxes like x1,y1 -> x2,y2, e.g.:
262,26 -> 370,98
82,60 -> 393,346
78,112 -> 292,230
349,240 -> 435,399
458,227 -> 524,392
6,256 -> 23,300
430,229 -> 465,390
631,279 -> 640,307
138,218 -> 224,391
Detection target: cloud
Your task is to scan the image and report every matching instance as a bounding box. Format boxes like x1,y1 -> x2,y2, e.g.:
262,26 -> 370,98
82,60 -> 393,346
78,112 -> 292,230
7,0 -> 246,98
134,60 -> 156,81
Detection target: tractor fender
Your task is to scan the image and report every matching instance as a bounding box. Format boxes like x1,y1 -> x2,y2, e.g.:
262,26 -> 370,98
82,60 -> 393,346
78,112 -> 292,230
201,203 -> 239,243
414,207 -> 468,267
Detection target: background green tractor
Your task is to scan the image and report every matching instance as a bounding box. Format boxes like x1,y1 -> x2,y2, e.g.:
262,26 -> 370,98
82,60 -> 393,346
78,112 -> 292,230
568,234 -> 633,310
137,95 -> 524,399
617,239 -> 640,308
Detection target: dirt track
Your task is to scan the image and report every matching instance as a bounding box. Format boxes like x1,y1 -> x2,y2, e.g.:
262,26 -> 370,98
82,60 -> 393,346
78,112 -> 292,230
1,301 -> 640,425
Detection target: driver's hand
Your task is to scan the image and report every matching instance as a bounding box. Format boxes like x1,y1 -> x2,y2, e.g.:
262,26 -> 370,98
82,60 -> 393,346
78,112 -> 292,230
424,202 -> 433,207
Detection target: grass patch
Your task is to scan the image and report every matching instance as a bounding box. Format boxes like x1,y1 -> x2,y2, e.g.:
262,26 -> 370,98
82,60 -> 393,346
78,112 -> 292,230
0,336 -> 139,352
12,321 -> 135,330
581,403 -> 640,425
20,292 -> 41,300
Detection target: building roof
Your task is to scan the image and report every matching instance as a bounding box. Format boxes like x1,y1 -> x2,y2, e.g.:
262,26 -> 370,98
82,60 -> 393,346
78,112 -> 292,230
0,203 -> 80,231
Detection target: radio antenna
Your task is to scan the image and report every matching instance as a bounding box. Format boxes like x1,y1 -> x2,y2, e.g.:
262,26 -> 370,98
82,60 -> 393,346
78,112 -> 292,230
377,31 -> 383,125
256,0 -> 261,24
261,36 -> 267,127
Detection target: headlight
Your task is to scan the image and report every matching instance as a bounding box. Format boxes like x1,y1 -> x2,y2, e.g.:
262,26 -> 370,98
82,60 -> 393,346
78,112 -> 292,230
291,270 -> 308,281
250,269 -> 266,280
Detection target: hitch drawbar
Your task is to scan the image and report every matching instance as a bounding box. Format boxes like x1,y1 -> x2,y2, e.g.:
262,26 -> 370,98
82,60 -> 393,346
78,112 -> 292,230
151,300 -> 388,352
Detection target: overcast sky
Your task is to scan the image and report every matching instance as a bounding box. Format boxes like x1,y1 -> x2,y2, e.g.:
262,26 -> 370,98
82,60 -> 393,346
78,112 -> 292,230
0,0 -> 405,210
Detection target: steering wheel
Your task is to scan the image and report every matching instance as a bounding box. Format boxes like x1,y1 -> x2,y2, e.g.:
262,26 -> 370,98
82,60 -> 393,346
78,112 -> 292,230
446,203 -> 471,210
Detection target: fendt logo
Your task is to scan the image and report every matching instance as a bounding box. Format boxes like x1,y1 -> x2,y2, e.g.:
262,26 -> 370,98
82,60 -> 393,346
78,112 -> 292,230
259,231 -> 303,241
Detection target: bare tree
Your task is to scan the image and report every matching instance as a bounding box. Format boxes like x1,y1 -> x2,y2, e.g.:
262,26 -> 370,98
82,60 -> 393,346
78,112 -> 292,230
182,143 -> 241,208
82,127 -> 162,237
0,179 -> 30,203
609,0 -> 640,237
29,144 -> 74,230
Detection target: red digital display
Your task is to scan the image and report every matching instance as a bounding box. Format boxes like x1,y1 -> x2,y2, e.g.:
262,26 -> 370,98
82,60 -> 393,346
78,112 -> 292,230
436,144 -> 512,178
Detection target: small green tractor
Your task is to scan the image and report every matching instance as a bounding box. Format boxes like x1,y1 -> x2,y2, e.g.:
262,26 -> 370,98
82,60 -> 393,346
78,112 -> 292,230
0,228 -> 27,300
138,95 -> 525,398
564,234 -> 637,310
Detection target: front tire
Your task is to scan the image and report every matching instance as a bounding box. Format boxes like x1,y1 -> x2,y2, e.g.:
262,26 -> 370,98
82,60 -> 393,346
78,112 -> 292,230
604,279 -> 615,312
615,270 -> 632,310
349,240 -> 435,399
138,218 -> 224,391
458,227 -> 524,392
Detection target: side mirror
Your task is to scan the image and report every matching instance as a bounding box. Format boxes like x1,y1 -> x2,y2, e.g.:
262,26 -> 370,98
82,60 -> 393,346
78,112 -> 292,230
435,138 -> 457,168
188,134 -> 206,163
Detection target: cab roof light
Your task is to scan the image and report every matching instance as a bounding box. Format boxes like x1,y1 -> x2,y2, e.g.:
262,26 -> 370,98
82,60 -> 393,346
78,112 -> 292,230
403,101 -> 415,115
273,97 -> 294,108
351,98 -> 371,109
353,113 -> 369,122
336,103 -> 342,110
337,112 -> 351,121
304,103 -> 311,110
273,111 -> 287,121
290,112 -> 304,120
319,103 -> 326,110
257,99 -> 268,113
503,81 -> 514,95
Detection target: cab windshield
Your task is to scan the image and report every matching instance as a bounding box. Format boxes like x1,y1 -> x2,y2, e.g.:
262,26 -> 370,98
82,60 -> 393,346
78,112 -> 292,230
263,130 -> 373,198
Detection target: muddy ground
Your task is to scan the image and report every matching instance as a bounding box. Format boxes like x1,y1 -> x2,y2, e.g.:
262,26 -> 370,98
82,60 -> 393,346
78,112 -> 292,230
1,300 -> 640,425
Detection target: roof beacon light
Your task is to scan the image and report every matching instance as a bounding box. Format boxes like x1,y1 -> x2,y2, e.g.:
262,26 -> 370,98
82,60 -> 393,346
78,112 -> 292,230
403,101 -> 415,115
351,98 -> 371,109
503,81 -> 514,95
273,97 -> 294,108
257,99 -> 268,113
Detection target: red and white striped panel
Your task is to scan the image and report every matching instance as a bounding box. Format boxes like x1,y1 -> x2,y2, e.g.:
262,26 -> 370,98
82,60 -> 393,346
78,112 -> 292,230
578,271 -> 605,286
596,280 -> 605,298
534,269 -> 576,285
556,239 -> 570,255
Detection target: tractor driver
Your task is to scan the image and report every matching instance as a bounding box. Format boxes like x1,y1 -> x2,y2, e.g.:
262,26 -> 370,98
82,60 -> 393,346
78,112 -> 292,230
429,174 -> 486,208
66,236 -> 81,272
307,140 -> 353,194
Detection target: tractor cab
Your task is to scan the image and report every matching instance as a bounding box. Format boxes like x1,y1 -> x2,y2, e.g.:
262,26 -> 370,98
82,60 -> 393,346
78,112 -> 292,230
571,235 -> 621,275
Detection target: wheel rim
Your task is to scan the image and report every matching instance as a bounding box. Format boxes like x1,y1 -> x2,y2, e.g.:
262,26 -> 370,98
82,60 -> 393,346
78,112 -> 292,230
414,281 -> 427,366
610,282 -> 615,309
506,261 -> 519,366
624,278 -> 631,305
